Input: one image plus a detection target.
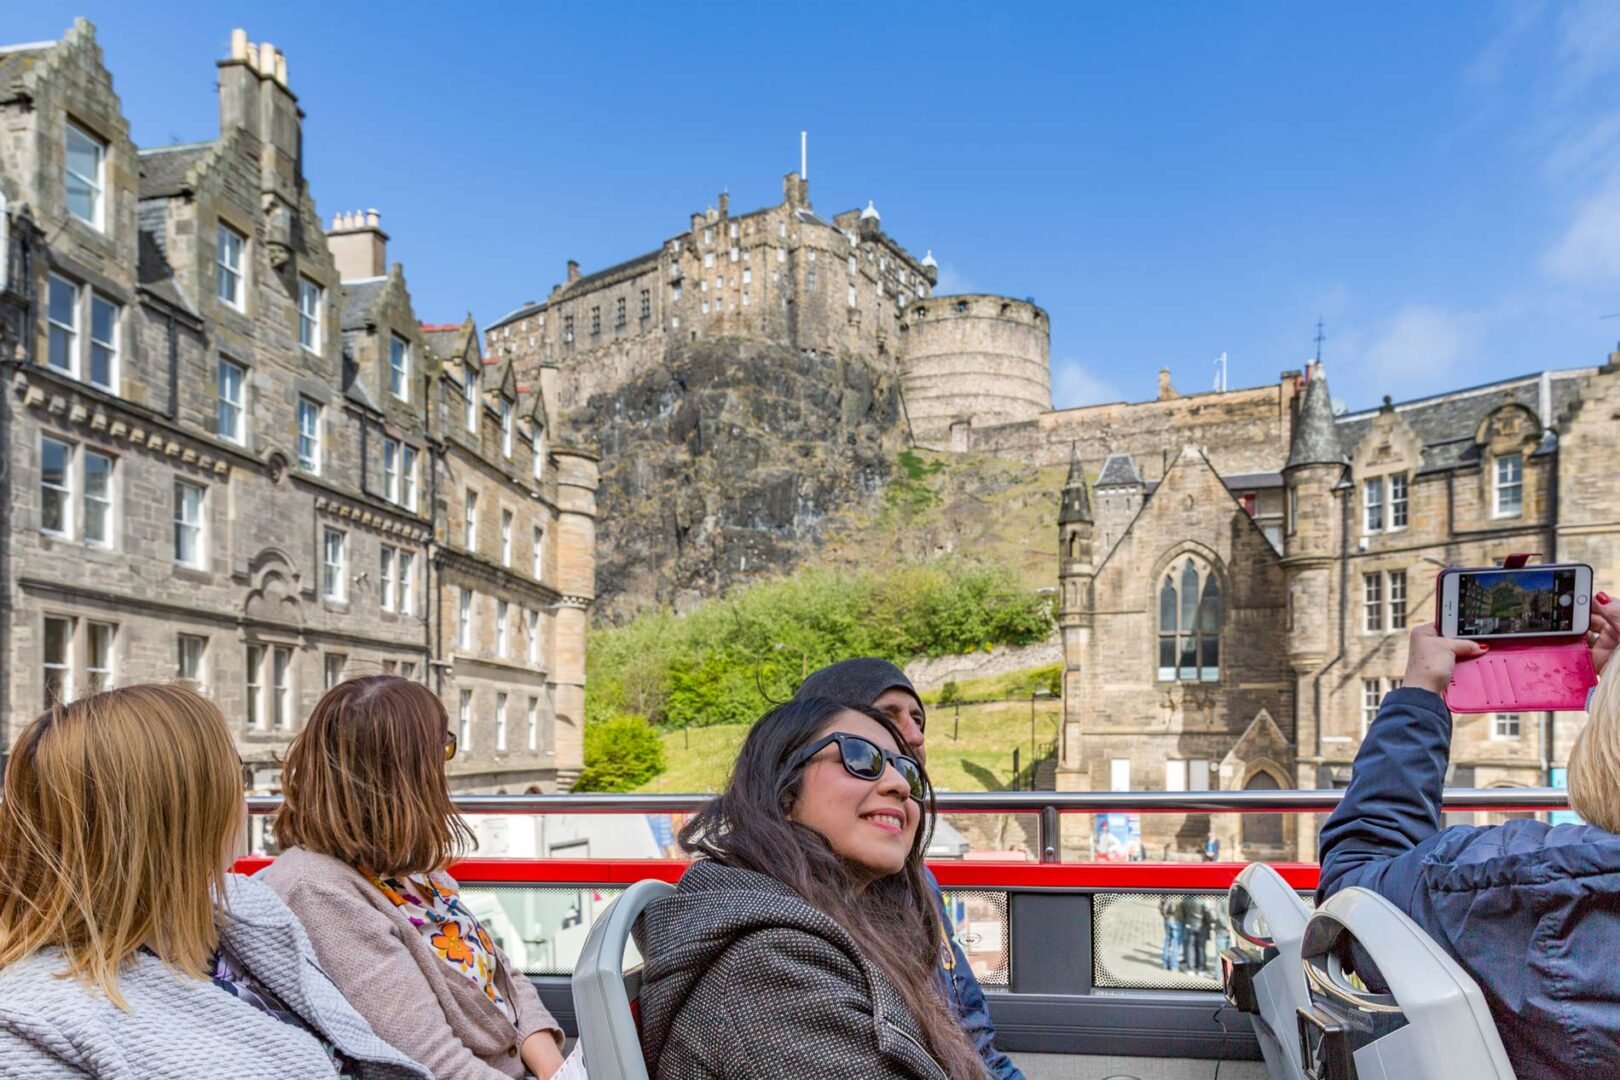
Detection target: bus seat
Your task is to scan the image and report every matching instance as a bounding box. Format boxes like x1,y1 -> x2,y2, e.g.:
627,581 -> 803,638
1295,887 -> 1515,1080
1220,862 -> 1311,1080
571,878 -> 675,1080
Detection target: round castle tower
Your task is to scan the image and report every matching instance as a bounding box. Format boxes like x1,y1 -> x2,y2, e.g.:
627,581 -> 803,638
901,295 -> 1052,450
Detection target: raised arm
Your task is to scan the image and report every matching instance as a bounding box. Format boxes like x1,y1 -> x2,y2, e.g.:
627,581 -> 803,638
1317,625 -> 1486,908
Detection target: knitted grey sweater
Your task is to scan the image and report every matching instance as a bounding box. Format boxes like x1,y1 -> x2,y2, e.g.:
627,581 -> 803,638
0,874 -> 431,1080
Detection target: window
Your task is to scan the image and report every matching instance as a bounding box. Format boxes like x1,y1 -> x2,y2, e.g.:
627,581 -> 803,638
499,511 -> 513,567
402,446 -> 418,511
743,267 -> 752,286
496,600 -> 510,657
807,269 -> 817,290
324,653 -> 346,689
1288,487 -> 1299,536
457,588 -> 473,649
527,696 -> 539,751
501,400 -> 513,457
399,661 -> 414,680
89,295 -> 118,391
47,275 -> 78,375
465,363 -> 480,432
1494,713 -> 1522,740
527,608 -> 541,664
1494,454 -> 1523,518
1363,573 -> 1384,632
322,528 -> 347,601
216,223 -> 245,308
704,251 -> 715,269
1390,472 -> 1409,529
533,428 -> 546,481
398,551 -> 415,615
383,438 -> 401,503
729,247 -> 739,263
297,399 -> 321,473
216,358 -> 245,444
533,526 -> 545,579
1389,570 -> 1408,629
43,616 -> 73,706
272,646 -> 293,728
178,634 -> 207,691
563,314 -> 574,343
1157,559 -> 1221,681
1110,758 -> 1131,791
496,693 -> 508,751
40,437 -> 72,536
174,481 -> 205,567
615,297 -> 626,329
1363,476 -> 1384,533
640,289 -> 651,319
389,335 -> 409,401
459,690 -> 473,755
848,255 -> 858,275
1363,679 -> 1382,734
670,282 -> 683,304
83,450 -> 112,546
464,490 -> 478,549
298,279 -> 322,352
848,284 -> 857,307
590,306 -> 601,335
246,645 -> 264,729
85,622 -> 114,694
65,122 -> 106,228
380,545 -> 396,611
1164,760 -> 1213,791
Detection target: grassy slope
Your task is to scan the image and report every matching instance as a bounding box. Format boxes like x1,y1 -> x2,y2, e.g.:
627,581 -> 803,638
637,694 -> 1063,794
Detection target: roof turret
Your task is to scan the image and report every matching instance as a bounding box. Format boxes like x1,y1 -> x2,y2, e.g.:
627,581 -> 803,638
859,200 -> 880,222
1286,362 -> 1345,470
921,249 -> 938,269
1059,443 -> 1093,524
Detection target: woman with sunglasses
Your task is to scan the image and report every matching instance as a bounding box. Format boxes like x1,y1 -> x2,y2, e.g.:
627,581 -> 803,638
636,696 -> 986,1079
797,658 -> 1024,1080
262,677 -> 565,1080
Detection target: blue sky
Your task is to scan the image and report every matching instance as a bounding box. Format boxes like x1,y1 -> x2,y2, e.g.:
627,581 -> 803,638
13,2 -> 1620,411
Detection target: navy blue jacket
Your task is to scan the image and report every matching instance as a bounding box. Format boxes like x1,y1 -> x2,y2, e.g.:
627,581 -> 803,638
1318,687 -> 1620,1078
926,869 -> 1024,1080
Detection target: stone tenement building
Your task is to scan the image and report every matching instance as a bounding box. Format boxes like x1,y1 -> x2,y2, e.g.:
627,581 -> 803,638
484,174 -> 1054,450
0,22 -> 598,799
1053,358 -> 1620,861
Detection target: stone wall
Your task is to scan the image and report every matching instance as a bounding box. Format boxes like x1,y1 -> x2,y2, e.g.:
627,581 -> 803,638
903,295 -> 1052,450
903,638 -> 1063,691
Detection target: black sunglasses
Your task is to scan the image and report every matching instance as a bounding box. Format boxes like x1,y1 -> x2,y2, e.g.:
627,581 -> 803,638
785,732 -> 925,802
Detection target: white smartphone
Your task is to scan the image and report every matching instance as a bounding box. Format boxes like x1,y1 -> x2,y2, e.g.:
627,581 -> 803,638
1437,563 -> 1593,640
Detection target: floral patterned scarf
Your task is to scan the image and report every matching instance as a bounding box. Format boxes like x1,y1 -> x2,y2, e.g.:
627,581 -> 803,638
369,871 -> 511,1015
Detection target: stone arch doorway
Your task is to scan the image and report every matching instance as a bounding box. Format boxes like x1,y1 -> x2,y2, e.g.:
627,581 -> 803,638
1241,769 -> 1284,849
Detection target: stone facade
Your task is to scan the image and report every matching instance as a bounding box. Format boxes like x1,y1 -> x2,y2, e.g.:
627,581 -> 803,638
0,23 -> 597,799
1054,359 -> 1620,861
484,177 -> 1052,447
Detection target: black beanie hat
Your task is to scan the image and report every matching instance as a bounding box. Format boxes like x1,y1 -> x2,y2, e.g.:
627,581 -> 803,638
794,657 -> 923,715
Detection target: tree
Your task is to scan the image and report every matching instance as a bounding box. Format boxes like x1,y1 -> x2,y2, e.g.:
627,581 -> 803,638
575,714 -> 667,792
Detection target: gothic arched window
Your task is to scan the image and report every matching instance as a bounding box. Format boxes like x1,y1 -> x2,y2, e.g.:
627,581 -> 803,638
1157,558 -> 1221,682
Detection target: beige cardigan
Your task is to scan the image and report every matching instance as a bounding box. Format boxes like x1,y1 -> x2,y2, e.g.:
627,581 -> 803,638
263,846 -> 562,1080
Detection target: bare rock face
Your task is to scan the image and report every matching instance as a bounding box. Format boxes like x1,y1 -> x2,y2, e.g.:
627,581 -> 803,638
572,337 -> 906,624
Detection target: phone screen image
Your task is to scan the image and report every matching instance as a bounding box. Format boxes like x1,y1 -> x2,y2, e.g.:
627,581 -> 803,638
1455,568 -> 1579,637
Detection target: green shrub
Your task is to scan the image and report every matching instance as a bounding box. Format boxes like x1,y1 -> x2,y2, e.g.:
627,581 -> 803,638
575,714 -> 667,792
938,680 -> 961,706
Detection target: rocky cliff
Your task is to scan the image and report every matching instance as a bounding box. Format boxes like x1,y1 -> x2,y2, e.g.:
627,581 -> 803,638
571,337 -> 907,623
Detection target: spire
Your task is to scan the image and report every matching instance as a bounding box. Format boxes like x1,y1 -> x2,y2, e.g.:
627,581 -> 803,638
1059,443 -> 1092,524
1286,362 -> 1344,470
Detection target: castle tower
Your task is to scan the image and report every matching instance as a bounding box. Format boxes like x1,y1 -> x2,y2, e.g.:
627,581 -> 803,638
1057,444 -> 1095,790
1280,362 -> 1346,853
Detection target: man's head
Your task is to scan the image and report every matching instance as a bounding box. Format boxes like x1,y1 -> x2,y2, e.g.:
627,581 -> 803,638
796,658 -> 928,763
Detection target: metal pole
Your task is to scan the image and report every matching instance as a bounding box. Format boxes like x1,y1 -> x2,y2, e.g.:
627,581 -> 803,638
1012,748 -> 1021,792
1040,805 -> 1060,863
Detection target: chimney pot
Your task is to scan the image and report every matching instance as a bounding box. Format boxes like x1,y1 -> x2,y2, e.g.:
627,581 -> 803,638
275,52 -> 288,86
230,29 -> 248,61
366,209 -> 380,228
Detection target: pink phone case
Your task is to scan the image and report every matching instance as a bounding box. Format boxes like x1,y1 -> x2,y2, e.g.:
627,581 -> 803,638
1445,641 -> 1596,713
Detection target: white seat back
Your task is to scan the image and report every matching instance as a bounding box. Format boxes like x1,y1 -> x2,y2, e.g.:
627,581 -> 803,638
1226,862 -> 1312,1080
1297,887 -> 1515,1080
571,879 -> 675,1080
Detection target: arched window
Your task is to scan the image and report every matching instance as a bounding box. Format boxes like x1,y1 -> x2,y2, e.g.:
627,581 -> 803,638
1157,558 -> 1221,682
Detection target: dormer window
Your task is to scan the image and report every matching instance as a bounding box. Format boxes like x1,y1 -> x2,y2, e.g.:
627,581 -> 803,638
500,400 -> 513,458
388,335 -> 410,401
65,122 -> 105,230
216,223 -> 246,309
465,362 -> 480,432
1494,454 -> 1523,518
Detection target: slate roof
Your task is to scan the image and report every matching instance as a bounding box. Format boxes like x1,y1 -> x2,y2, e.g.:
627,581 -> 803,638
138,143 -> 214,199
1095,452 -> 1144,487
489,299 -> 547,331
564,250 -> 659,297
421,326 -> 467,364
1333,370 -> 1593,475
1221,471 -> 1284,490
134,200 -> 198,317
0,46 -> 49,104
1286,372 -> 1344,469
340,278 -> 388,331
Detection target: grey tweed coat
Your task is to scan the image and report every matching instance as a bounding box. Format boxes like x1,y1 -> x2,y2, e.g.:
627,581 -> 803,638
636,860 -> 952,1080
0,874 -> 430,1080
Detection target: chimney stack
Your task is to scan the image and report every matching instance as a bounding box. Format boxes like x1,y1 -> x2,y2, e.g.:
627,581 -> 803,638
326,209 -> 389,281
566,260 -> 581,284
218,29 -> 300,214
1157,369 -> 1180,401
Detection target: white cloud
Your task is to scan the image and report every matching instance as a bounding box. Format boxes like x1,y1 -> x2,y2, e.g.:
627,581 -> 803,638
1352,305 -> 1476,395
1544,178 -> 1620,285
932,263 -> 978,296
1050,358 -> 1121,409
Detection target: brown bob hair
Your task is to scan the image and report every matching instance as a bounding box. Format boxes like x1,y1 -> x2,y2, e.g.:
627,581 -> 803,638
0,684 -> 243,1007
275,676 -> 473,876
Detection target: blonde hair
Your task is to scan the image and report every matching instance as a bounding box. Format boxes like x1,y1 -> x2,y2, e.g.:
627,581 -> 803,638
275,676 -> 472,877
1568,674 -> 1620,832
0,684 -> 243,1007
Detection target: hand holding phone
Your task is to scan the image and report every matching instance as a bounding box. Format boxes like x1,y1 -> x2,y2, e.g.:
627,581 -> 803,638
1403,624 -> 1489,696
